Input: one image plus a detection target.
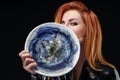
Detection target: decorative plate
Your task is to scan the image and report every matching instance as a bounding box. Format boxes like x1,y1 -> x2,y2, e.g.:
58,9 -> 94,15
24,22 -> 80,77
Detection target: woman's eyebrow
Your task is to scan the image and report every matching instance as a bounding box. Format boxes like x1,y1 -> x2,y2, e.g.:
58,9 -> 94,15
69,18 -> 79,22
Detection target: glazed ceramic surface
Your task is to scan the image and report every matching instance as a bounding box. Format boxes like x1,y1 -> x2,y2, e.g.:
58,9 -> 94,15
24,22 -> 80,77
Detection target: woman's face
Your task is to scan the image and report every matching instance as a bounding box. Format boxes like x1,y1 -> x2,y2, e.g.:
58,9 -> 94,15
61,10 -> 85,42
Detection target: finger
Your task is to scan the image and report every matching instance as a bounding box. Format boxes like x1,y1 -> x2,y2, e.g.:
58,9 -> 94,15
24,62 -> 37,74
19,50 -> 29,57
21,53 -> 32,63
23,58 -> 35,67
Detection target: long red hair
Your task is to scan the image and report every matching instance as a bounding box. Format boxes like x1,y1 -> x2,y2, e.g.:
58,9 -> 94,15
54,1 -> 115,71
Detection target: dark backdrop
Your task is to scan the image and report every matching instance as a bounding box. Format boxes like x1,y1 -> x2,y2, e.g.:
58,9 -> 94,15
1,0 -> 120,80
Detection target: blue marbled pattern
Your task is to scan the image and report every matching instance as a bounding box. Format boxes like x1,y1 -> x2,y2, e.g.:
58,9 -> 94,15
25,22 -> 80,76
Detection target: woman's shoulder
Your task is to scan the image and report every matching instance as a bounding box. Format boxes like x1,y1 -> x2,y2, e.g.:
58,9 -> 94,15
81,62 -> 120,80
97,64 -> 120,80
98,64 -> 116,77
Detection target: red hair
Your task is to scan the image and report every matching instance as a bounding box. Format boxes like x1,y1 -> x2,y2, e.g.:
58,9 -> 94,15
54,1 -> 115,71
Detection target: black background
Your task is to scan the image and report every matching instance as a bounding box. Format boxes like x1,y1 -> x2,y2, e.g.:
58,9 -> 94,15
1,0 -> 120,80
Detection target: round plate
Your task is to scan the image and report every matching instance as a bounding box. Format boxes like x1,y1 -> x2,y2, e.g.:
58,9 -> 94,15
24,22 -> 80,77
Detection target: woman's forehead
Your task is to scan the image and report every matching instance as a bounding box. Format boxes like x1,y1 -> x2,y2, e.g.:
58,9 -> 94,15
62,10 -> 82,21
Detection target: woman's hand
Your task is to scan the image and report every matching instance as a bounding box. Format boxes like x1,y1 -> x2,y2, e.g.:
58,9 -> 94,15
19,50 -> 37,74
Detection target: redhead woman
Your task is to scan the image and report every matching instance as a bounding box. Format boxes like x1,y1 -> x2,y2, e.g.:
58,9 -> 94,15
19,1 -> 120,80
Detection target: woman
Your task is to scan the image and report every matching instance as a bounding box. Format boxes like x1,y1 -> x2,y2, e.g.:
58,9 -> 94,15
19,1 -> 120,80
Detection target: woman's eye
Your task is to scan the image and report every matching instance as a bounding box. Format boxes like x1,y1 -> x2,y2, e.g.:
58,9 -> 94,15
70,22 -> 78,26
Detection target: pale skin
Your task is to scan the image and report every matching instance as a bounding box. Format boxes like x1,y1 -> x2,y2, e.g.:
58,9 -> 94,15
19,10 -> 86,79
